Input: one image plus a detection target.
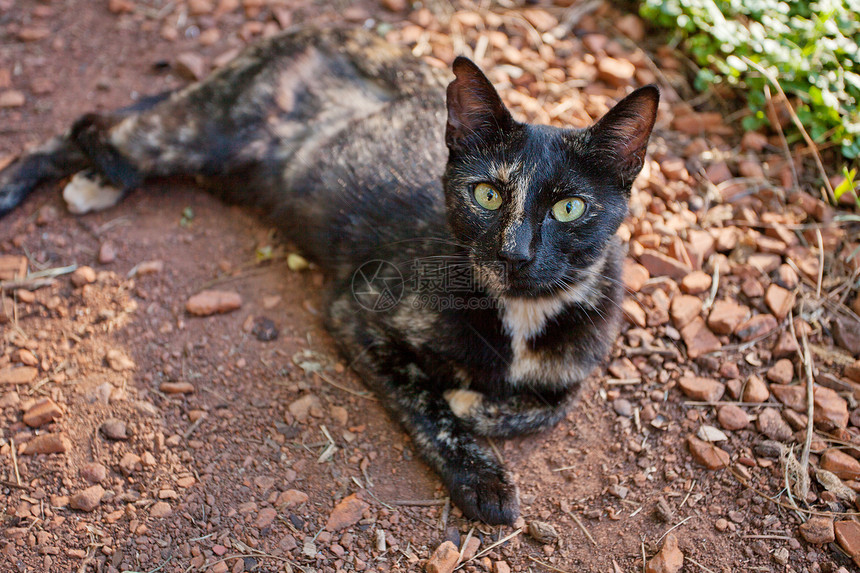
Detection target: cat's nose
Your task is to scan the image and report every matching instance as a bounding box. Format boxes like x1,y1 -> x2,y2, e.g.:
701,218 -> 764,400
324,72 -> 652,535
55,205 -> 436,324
498,244 -> 533,270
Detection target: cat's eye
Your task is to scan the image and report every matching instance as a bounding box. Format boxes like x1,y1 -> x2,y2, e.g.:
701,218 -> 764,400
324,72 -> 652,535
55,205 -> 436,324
552,197 -> 586,222
474,183 -> 502,211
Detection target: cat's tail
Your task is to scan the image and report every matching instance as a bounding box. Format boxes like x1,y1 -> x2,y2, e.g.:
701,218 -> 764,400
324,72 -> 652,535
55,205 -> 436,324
0,134 -> 89,217
0,92 -> 173,218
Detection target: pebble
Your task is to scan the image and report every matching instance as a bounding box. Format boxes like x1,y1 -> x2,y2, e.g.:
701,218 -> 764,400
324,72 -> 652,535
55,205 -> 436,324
638,250 -> 691,281
160,381 -> 195,394
23,398 -> 63,427
135,260 -> 164,275
100,418 -> 128,440
288,393 -> 322,421
119,452 -> 142,474
325,493 -> 368,532
833,318 -> 860,356
680,317 -> 721,358
425,541 -> 459,573
820,449 -> 860,480
680,271 -> 711,294
646,532 -> 684,573
770,384 -> 806,411
80,462 -> 108,484
106,349 -> 135,371
741,375 -> 769,403
528,521 -> 559,544
70,266 -> 97,286
670,294 -> 701,329
622,260 -> 650,292
277,489 -> 309,508
735,314 -> 778,342
813,387 -> 849,430
494,562 -> 511,573
835,520 -> 860,560
696,425 -> 728,442
251,316 -> 279,341
800,517 -> 835,544
98,242 -> 117,264
717,405 -> 749,430
756,407 -> 793,441
254,507 -> 277,529
678,376 -> 724,402
597,57 -> 635,87
622,298 -> 646,327
69,485 -> 105,512
706,300 -> 750,335
150,501 -> 172,518
21,433 -> 71,455
765,284 -> 795,320
186,290 -> 242,316
687,435 -> 730,469
612,398 -> 632,417
175,52 -> 207,80
0,89 -> 25,107
0,366 -> 39,385
766,359 -> 794,385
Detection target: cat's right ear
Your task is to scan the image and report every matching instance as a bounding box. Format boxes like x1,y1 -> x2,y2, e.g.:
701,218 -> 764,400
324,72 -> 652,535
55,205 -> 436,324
446,57 -> 515,150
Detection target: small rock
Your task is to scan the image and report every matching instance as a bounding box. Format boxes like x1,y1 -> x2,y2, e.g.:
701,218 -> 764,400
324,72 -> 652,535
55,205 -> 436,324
80,462 -> 108,484
680,317 -> 721,358
835,520 -> 860,560
325,493 -> 368,532
252,316 -> 279,341
160,381 -> 194,394
150,501 -> 172,518
756,407 -> 793,441
382,0 -> 407,11
680,271 -> 711,294
821,449 -> 860,480
69,485 -> 105,512
106,349 -> 135,371
717,405 -> 749,431
765,284 -> 795,320
770,384 -> 806,411
687,435 -> 730,469
678,376 -> 725,402
175,52 -> 207,80
670,294 -> 701,329
494,562 -> 511,573
0,90 -> 25,108
100,418 -> 128,440
277,489 -> 309,508
186,290 -> 242,316
705,162 -> 732,185
70,266 -> 97,286
119,452 -> 142,475
800,517 -> 835,544
21,433 -> 71,455
833,318 -> 860,356
613,398 -> 632,417
622,298 -> 646,327
255,507 -> 277,529
735,314 -> 778,342
425,540 -> 459,573
742,375 -> 769,403
638,250 -> 691,281
288,394 -> 322,421
597,57 -> 635,87
697,425 -> 728,442
766,359 -> 794,385
287,253 -> 310,271
0,366 -> 39,385
646,532 -> 684,573
622,260 -> 649,292
715,518 -> 729,532
707,300 -> 750,335
772,330 -> 800,358
846,360 -> 860,384
135,260 -> 164,275
814,387 -> 849,430
23,398 -> 63,427
98,242 -> 117,264
528,521 -> 558,544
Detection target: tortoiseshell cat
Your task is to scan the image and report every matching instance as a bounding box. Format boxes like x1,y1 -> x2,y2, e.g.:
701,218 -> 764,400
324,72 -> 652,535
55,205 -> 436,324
0,27 -> 658,524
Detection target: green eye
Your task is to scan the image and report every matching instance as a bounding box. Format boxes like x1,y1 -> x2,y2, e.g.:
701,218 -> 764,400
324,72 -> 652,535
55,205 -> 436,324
474,183 -> 502,211
552,197 -> 586,222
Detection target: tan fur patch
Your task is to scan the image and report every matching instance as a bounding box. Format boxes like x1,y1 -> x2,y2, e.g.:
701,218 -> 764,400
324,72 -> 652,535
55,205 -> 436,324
63,172 -> 123,214
444,389 -> 484,418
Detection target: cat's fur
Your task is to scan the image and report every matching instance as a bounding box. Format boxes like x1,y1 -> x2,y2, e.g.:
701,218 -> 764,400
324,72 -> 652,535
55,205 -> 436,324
0,27 -> 658,525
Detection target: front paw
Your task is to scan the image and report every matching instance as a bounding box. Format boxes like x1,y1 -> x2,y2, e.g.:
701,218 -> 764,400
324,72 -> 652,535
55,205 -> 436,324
446,465 -> 519,525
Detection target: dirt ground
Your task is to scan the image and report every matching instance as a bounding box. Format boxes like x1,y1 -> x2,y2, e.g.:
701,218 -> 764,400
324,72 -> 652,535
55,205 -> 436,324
2,1 -> 860,572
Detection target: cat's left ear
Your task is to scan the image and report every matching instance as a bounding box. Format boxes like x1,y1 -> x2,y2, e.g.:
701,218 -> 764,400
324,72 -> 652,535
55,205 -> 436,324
446,57 -> 515,150
587,85 -> 660,185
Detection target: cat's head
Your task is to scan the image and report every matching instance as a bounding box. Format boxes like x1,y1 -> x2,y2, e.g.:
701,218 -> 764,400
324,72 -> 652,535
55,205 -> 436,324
442,57 -> 658,299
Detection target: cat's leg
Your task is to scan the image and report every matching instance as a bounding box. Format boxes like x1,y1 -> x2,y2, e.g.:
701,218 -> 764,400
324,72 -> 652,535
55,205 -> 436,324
444,385 -> 578,439
326,304 -> 519,524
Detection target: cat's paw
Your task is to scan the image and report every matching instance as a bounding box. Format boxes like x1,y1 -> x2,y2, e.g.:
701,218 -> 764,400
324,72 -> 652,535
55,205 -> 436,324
447,465 -> 519,525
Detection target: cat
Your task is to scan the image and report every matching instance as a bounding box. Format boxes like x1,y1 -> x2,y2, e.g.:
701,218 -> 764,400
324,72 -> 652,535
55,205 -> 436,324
0,27 -> 658,525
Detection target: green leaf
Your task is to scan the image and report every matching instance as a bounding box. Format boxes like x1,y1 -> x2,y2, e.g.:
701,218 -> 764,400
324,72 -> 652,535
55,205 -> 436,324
834,167 -> 857,200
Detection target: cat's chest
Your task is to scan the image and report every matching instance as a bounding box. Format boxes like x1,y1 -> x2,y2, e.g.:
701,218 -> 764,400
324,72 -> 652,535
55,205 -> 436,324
499,288 -> 596,388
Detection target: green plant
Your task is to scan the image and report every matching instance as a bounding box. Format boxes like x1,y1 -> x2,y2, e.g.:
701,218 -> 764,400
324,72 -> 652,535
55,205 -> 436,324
640,0 -> 860,161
